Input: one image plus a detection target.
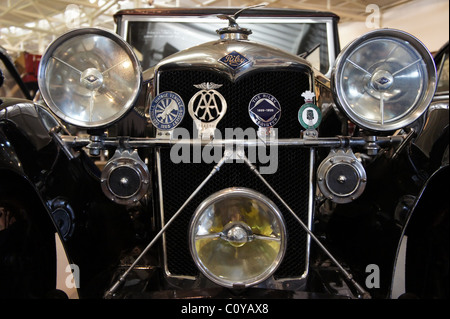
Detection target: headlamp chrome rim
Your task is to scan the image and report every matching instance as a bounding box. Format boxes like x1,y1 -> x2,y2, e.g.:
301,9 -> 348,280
332,29 -> 437,132
189,187 -> 287,288
37,27 -> 142,129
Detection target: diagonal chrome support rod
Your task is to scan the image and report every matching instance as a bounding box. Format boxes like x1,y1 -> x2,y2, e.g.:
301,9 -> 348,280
238,151 -> 371,299
103,151 -> 232,298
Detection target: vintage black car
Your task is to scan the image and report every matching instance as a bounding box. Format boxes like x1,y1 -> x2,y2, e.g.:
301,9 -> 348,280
0,7 -> 448,300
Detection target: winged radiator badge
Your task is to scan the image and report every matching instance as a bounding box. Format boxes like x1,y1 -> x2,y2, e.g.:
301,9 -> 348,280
188,82 -> 227,139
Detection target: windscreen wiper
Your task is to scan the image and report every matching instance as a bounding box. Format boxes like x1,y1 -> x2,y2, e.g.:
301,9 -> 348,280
299,43 -> 320,59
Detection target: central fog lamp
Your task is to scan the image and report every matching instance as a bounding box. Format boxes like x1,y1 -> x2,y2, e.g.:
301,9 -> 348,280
189,188 -> 286,288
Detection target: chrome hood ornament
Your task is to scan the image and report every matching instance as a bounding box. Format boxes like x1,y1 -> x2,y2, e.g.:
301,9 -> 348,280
216,3 -> 268,40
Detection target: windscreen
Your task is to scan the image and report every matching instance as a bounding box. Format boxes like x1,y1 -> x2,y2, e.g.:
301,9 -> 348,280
124,18 -> 331,75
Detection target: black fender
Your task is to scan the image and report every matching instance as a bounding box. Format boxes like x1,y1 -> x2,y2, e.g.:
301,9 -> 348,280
0,100 -> 56,179
390,165 -> 449,299
0,169 -> 62,298
0,101 -> 77,298
0,101 -> 136,298
412,101 -> 449,176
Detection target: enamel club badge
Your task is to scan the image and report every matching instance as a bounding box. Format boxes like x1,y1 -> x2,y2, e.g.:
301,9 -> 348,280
248,93 -> 281,128
298,90 -> 321,130
149,91 -> 185,131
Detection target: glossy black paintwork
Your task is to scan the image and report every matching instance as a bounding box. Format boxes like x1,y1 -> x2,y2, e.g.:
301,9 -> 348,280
0,99 -> 136,298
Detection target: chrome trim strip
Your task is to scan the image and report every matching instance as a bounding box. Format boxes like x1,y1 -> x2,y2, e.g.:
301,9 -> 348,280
156,149 -> 193,281
118,15 -> 337,25
325,21 -> 336,77
158,147 -> 197,281
55,233 -> 79,299
390,235 -> 407,299
306,148 -> 316,277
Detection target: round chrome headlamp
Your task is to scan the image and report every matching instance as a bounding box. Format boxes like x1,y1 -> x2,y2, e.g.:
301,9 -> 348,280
189,188 -> 286,288
332,29 -> 436,131
38,28 -> 142,128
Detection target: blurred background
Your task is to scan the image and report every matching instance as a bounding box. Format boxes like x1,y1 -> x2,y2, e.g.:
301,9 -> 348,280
1,0 -> 448,88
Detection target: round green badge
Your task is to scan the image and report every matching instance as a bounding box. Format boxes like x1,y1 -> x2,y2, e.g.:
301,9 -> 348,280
298,103 -> 322,130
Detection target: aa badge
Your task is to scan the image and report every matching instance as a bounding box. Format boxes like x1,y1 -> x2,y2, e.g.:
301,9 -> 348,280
188,82 -> 227,139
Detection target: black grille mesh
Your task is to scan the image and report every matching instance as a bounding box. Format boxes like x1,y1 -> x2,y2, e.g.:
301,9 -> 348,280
157,68 -> 312,279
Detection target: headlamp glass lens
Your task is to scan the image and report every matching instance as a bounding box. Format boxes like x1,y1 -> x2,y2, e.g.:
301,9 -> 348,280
38,29 -> 141,128
190,188 -> 286,288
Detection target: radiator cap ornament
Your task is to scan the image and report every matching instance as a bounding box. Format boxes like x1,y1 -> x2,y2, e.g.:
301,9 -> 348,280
188,82 -> 227,139
149,91 -> 185,131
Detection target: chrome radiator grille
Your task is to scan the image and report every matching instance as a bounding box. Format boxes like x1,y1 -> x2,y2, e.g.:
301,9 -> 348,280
156,68 -> 313,280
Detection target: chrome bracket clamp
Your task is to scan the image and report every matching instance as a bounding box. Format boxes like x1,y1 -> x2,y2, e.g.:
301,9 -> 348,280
87,134 -> 106,156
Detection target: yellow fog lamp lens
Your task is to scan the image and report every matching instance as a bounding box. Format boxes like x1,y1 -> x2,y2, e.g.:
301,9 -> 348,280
189,188 -> 286,288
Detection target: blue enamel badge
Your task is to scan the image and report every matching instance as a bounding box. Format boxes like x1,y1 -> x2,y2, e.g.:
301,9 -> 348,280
248,93 -> 281,128
149,91 -> 185,131
219,51 -> 249,69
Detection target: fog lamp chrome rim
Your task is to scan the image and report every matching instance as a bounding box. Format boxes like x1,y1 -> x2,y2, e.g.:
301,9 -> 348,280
189,188 -> 286,288
332,29 -> 436,132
